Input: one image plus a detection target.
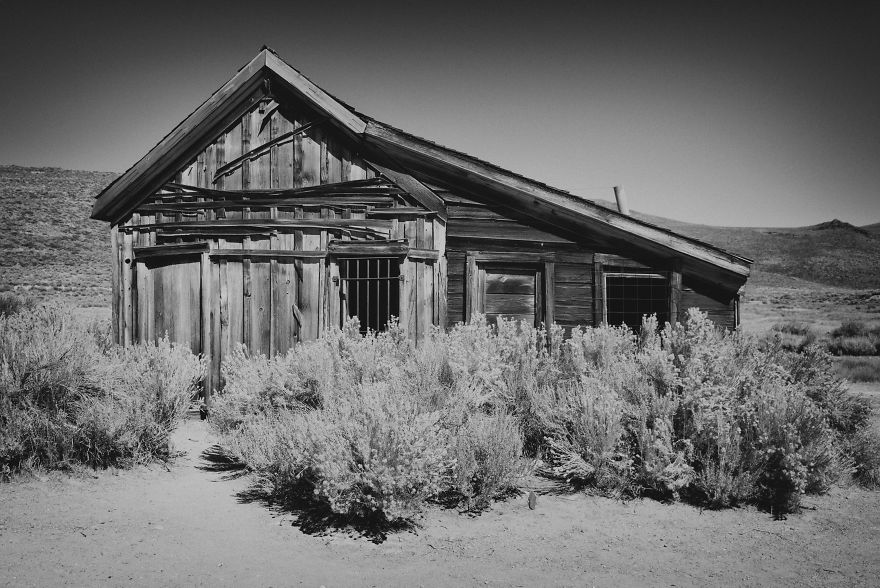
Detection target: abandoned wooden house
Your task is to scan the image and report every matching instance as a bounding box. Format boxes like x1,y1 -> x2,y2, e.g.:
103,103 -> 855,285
91,47 -> 751,398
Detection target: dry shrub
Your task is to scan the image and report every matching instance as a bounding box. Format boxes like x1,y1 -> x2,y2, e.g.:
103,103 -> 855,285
213,310 -> 878,522
543,379 -> 633,495
212,343 -> 330,435
1,303 -> 205,472
693,420 -> 756,508
742,380 -> 838,511
849,428 -> 880,489
451,410 -> 530,510
309,382 -> 453,521
85,336 -> 206,466
213,317 -> 531,522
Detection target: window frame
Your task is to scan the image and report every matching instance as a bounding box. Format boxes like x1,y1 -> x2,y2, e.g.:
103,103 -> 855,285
337,256 -> 402,334
602,270 -> 670,329
465,251 -> 554,327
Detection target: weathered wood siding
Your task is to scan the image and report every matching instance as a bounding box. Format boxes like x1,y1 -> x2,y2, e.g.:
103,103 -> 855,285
441,189 -> 594,331
112,94 -> 444,397
441,189 -> 736,332
678,281 -> 738,330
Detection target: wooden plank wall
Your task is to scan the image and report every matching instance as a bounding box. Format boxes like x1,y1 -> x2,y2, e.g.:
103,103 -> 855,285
554,259 -> 593,331
444,192 -> 577,246
113,94 -> 446,396
441,188 -> 593,330
445,249 -> 594,330
679,282 -> 738,329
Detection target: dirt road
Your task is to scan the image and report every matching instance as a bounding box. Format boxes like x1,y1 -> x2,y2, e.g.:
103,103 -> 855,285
2,414 -> 879,587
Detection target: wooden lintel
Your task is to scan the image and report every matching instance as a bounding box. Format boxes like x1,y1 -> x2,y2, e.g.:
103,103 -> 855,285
133,242 -> 209,260
328,239 -> 409,258
155,230 -> 273,239
407,248 -> 441,261
467,251 -> 557,263
210,249 -> 327,260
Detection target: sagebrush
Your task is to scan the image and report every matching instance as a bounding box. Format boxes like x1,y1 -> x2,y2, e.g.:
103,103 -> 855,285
213,311 -> 878,523
1,300 -> 205,473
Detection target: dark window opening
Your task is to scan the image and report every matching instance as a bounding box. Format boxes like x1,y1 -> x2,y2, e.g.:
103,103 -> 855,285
605,273 -> 668,331
339,257 -> 400,334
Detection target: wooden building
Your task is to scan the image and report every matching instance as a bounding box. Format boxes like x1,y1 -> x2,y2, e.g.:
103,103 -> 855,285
91,48 -> 751,399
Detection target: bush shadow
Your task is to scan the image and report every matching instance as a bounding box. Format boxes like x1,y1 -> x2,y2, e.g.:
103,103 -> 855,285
234,478 -> 415,544
200,444 -> 412,543
197,445 -> 250,480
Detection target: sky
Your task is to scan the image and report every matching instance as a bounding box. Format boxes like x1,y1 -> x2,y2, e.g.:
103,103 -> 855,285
1,1 -> 878,227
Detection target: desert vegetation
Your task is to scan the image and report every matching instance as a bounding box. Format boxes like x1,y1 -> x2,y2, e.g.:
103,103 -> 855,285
0,297 -> 205,476
770,319 -> 880,382
211,310 -> 880,525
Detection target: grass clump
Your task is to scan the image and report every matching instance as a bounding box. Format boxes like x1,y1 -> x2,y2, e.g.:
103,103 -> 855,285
770,320 -> 817,351
827,320 -> 880,357
0,293 -> 36,317
834,356 -> 880,382
1,299 -> 205,474
213,310 -> 878,524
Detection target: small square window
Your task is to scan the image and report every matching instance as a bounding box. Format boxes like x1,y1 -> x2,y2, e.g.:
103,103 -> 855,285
339,258 -> 400,334
604,272 -> 668,330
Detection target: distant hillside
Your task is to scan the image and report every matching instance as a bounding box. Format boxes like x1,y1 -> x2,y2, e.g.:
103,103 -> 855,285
1,165 -> 878,308
0,165 -> 118,306
596,200 -> 880,289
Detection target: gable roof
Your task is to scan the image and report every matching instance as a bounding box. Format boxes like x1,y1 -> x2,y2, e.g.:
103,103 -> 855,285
91,47 -> 750,290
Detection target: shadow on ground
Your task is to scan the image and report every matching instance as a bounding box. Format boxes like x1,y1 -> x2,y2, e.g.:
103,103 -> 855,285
197,445 -> 250,480
199,445 -> 413,544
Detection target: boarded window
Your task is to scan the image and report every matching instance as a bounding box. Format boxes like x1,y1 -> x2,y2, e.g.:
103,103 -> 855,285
339,258 -> 400,334
472,264 -> 543,326
604,272 -> 668,330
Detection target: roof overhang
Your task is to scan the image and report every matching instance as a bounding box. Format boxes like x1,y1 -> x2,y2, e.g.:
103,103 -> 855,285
91,48 -> 750,292
362,120 -> 751,292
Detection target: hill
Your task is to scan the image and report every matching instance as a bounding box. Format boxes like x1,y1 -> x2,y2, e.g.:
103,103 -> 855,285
0,165 -> 118,306
1,165 -> 879,309
595,200 -> 880,289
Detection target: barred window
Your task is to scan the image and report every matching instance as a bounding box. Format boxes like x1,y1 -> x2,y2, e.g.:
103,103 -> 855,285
339,258 -> 400,334
604,272 -> 668,330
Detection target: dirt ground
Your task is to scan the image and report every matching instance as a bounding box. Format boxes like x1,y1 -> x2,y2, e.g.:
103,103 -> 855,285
3,394 -> 880,588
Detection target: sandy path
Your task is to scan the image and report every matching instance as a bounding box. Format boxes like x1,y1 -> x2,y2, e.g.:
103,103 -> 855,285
2,414 -> 880,588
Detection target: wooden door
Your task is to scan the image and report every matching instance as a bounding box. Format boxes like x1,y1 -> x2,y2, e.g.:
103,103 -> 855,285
216,256 -> 301,360
137,256 -> 202,354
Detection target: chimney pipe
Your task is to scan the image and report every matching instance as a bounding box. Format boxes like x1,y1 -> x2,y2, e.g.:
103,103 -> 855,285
613,185 -> 630,216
